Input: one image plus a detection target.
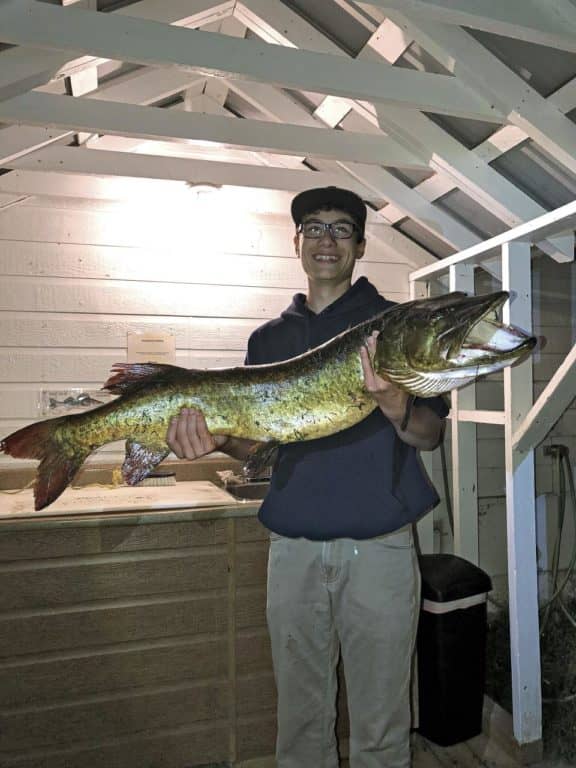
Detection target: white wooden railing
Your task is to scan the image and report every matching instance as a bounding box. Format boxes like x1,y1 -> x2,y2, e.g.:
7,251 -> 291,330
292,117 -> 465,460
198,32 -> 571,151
412,199 -> 576,754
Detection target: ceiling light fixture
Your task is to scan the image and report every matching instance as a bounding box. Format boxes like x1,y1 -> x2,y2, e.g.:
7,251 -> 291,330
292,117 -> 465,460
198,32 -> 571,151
185,181 -> 222,195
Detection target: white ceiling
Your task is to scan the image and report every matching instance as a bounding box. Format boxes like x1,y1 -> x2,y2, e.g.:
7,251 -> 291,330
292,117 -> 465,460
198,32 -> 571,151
1,0 -> 576,270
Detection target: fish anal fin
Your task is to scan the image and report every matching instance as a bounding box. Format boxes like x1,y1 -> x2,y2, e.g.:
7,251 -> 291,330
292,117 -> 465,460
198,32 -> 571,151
122,440 -> 169,485
35,452 -> 86,510
103,363 -> 189,395
243,441 -> 279,480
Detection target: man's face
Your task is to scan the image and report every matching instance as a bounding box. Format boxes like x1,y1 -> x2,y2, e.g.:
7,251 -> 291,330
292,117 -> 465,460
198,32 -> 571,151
294,208 -> 365,284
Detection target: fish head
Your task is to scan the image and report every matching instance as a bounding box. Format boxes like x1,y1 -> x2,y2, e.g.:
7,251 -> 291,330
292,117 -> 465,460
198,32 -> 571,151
374,291 -> 537,396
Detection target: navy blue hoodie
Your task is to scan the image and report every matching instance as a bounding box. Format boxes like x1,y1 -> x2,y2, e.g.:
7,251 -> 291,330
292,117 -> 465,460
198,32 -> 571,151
245,277 -> 449,540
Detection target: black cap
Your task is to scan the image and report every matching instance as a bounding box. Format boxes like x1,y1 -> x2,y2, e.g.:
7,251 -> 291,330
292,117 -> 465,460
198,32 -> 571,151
291,186 -> 367,240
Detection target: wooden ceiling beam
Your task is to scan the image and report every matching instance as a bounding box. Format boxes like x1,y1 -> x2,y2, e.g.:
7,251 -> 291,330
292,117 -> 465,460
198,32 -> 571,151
0,153 -> 369,196
0,92 -> 430,168
359,0 -> 576,52
0,0 -> 502,120
237,0 -> 573,263
0,1 -> 234,102
384,10 -> 576,179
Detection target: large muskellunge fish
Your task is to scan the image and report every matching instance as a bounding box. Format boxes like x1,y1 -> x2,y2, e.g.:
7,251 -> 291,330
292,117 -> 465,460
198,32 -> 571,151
1,291 -> 536,510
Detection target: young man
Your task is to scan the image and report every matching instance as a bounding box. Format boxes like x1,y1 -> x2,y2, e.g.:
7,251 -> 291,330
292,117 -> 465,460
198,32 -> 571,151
167,187 -> 448,768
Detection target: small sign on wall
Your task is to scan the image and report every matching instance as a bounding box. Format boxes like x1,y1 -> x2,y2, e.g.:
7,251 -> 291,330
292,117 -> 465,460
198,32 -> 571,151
127,332 -> 176,364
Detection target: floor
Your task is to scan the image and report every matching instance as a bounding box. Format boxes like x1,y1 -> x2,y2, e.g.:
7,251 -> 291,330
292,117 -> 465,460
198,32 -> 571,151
339,733 -> 572,768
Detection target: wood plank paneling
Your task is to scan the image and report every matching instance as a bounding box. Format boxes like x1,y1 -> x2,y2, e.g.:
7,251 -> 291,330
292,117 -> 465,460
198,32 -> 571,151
0,349 -> 244,383
0,635 -> 228,707
0,313 -> 263,350
237,670 -> 276,716
0,549 -> 229,610
0,204 -> 280,253
1,721 -> 230,768
0,592 -> 229,656
0,276 -> 406,318
0,512 -> 276,767
0,518 -> 230,561
0,276 -> 297,318
2,679 -> 229,751
237,627 -> 273,673
0,199 -> 408,463
0,240 -> 411,290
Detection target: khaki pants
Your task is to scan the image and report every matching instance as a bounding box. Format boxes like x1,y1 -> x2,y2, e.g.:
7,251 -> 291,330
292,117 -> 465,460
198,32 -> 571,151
266,527 -> 420,768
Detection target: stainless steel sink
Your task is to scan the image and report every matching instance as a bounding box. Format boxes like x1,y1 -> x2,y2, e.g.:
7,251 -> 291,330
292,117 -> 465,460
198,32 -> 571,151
225,482 -> 270,500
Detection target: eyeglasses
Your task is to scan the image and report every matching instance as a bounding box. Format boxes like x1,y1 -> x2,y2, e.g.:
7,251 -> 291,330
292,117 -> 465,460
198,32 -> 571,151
298,220 -> 358,240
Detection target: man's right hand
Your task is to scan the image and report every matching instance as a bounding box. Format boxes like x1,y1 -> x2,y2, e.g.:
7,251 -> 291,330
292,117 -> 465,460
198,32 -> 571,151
166,408 -> 229,460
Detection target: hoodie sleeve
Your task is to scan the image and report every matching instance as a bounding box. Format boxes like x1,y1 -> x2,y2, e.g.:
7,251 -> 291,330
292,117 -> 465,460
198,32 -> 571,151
244,330 -> 260,366
415,394 -> 450,418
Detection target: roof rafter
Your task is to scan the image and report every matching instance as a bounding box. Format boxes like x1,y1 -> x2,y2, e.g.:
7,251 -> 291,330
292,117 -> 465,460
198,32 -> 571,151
0,0 -> 232,166
236,0 -> 573,263
375,104 -> 574,263
0,125 -> 74,166
0,47 -> 69,102
201,15 -> 247,107
313,18 -> 414,128
226,79 -> 479,253
381,75 -> 576,223
384,9 -> 576,179
0,0 -> 234,101
0,0 -> 502,120
513,342 -> 576,454
360,0 -> 576,52
231,1 -> 485,256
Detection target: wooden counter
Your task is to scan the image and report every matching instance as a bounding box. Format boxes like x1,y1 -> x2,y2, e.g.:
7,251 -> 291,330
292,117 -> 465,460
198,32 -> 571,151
0,482 -> 276,767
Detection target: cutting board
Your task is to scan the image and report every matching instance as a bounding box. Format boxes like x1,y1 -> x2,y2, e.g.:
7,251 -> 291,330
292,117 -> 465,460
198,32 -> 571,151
0,481 -> 238,519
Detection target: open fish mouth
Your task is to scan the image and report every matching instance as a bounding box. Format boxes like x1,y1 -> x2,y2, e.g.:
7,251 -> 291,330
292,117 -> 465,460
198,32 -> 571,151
450,292 -> 537,367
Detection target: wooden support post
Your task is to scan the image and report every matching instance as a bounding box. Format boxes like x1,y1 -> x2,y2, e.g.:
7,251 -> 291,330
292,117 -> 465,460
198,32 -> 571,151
502,241 -> 543,756
449,265 -> 479,564
227,518 -> 238,764
536,494 -> 551,602
411,280 -> 435,554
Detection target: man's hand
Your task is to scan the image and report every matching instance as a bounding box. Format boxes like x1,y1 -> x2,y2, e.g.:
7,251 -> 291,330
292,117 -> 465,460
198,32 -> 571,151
360,331 -> 409,424
361,331 -> 443,450
166,408 -> 228,460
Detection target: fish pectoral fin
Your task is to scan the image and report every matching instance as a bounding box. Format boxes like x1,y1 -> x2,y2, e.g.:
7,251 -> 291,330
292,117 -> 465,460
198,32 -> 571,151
122,440 -> 169,486
242,441 -> 279,480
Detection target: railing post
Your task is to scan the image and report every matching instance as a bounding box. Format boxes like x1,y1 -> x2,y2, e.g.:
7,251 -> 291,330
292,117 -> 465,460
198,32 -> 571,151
410,279 -> 436,553
502,241 -> 542,753
449,264 -> 479,563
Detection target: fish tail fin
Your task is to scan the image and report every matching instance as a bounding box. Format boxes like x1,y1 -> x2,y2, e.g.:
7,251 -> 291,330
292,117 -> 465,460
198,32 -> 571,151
1,418 -> 86,510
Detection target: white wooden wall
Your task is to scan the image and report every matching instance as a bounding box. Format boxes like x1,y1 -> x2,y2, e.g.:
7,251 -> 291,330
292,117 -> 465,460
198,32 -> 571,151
0,190 -> 411,468
2,190 -> 574,585
433,258 -> 576,592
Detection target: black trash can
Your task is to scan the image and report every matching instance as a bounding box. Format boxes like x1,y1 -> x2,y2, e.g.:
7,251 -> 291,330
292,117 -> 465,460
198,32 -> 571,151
416,554 -> 492,746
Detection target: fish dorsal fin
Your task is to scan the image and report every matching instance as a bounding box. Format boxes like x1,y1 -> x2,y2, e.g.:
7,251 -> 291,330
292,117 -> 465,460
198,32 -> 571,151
103,363 -> 190,394
407,291 -> 469,311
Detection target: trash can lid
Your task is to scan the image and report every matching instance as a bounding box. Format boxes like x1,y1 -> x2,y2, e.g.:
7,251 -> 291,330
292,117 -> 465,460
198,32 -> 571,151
418,554 -> 492,602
